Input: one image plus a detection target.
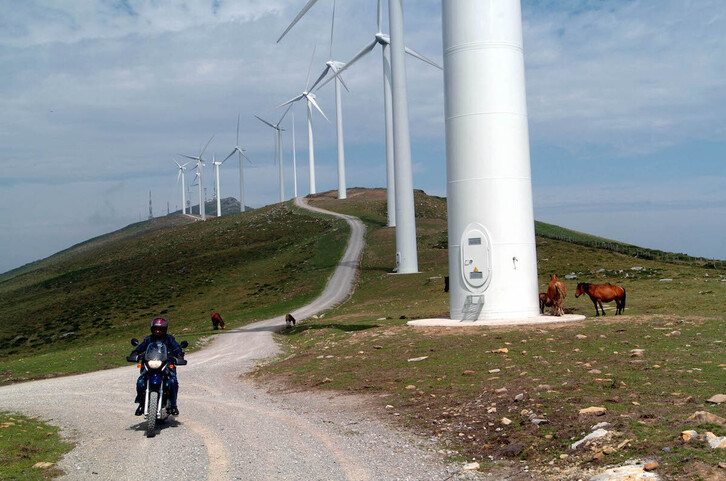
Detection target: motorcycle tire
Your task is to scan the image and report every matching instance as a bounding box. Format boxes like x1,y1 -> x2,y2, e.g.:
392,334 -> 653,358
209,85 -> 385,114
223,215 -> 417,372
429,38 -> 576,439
146,391 -> 158,437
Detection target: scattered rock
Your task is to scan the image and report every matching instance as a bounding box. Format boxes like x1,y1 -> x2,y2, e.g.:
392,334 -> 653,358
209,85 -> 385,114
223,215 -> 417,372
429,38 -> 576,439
462,370 -> 476,376
592,422 -> 611,431
495,387 -> 508,394
706,394 -> 726,404
688,411 -> 726,427
576,334 -> 588,339
589,464 -> 660,480
488,369 -> 501,373
580,406 -> 607,416
630,349 -> 645,357
32,462 -> 55,469
463,462 -> 480,470
719,462 -> 726,470
514,393 -> 525,402
565,273 -> 577,280
706,432 -> 726,449
665,330 -> 681,337
407,356 -> 428,362
572,429 -> 609,449
680,430 -> 699,442
501,417 -> 513,425
644,461 -> 659,471
659,278 -> 673,282
405,385 -> 416,390
491,348 -> 509,354
373,345 -> 383,349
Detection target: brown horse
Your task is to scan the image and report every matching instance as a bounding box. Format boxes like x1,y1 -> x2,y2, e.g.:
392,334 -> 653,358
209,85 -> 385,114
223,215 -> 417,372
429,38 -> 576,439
575,282 -> 626,316
539,292 -> 553,314
547,274 -> 567,316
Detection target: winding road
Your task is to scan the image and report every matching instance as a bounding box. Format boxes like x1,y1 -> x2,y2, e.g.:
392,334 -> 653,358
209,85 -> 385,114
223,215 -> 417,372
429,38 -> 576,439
0,198 -> 478,480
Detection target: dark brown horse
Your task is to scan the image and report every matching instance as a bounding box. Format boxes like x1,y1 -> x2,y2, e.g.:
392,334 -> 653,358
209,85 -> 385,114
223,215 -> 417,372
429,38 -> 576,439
539,292 -> 553,314
575,282 -> 626,316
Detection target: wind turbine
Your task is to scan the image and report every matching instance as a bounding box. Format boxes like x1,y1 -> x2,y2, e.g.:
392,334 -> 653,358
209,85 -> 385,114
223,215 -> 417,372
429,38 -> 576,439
222,114 -> 253,213
211,154 -> 232,217
174,160 -> 191,214
280,0 -> 350,200
276,46 -> 329,195
255,105 -> 292,202
180,135 -> 214,220
283,0 -> 441,234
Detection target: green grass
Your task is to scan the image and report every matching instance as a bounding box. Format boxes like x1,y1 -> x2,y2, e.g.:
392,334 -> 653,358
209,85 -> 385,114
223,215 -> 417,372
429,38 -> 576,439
0,412 -> 73,480
2,187 -> 724,480
0,202 -> 348,383
256,188 -> 726,480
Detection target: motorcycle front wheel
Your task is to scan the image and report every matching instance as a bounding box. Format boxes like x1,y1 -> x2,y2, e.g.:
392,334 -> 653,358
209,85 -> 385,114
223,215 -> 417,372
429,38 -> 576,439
145,391 -> 158,437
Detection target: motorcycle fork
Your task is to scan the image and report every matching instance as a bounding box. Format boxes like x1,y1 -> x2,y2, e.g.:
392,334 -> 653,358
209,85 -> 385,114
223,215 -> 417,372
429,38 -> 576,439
144,380 -> 151,417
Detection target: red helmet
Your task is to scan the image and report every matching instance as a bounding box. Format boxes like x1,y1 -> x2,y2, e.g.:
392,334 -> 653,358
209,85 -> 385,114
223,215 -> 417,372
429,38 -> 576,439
150,317 -> 168,336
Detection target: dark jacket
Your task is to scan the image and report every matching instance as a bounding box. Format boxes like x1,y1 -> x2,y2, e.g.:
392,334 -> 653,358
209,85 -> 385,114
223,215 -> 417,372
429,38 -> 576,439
131,334 -> 184,359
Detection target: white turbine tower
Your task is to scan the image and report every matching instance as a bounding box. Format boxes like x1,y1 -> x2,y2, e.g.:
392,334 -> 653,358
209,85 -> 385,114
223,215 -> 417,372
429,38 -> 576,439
291,109 -> 299,198
442,0 -> 539,321
211,154 -> 232,217
277,46 -> 329,195
279,0 -> 350,200
174,160 -> 191,214
222,114 -> 252,213
180,136 -> 213,221
255,106 -> 292,202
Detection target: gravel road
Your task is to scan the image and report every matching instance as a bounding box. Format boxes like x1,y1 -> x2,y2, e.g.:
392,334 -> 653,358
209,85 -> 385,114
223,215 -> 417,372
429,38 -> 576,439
0,198 -> 484,481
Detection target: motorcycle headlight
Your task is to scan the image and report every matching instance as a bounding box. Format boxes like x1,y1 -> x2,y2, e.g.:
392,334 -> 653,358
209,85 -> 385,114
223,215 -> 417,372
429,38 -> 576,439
147,360 -> 163,369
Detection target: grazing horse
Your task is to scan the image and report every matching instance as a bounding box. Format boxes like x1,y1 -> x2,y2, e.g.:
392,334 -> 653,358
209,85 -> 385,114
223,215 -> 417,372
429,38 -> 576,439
575,282 -> 626,316
547,274 -> 567,316
539,292 -> 553,314
285,313 -> 297,328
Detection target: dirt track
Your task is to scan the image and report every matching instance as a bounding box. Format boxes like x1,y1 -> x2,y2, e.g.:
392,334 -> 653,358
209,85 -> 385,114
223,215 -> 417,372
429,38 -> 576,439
0,198 -> 482,480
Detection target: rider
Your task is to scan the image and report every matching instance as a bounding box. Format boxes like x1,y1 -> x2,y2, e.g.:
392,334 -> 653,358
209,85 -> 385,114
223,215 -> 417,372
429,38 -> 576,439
130,317 -> 184,416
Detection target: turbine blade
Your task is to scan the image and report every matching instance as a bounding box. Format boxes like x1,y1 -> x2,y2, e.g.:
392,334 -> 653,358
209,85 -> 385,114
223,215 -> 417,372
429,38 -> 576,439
329,0 -> 336,59
179,154 -> 198,161
243,153 -> 253,164
222,150 -> 236,163
200,135 -> 214,157
405,46 -> 443,70
308,65 -> 331,92
276,94 -> 304,109
255,115 -> 277,129
174,160 -> 182,168
318,39 -> 377,89
277,0 -> 321,43
177,170 -> 182,185
308,96 -> 329,123
377,0 -> 382,33
236,113 -> 240,145
304,43 -> 318,92
277,103 -> 294,125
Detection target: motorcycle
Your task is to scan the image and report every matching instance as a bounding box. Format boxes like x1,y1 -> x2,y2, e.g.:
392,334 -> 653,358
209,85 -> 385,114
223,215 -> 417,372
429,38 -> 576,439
126,338 -> 188,437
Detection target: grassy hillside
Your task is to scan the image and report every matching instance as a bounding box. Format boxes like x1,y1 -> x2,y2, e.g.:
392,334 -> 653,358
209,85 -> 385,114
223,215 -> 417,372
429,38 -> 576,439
256,188 -> 725,481
0,202 -> 348,383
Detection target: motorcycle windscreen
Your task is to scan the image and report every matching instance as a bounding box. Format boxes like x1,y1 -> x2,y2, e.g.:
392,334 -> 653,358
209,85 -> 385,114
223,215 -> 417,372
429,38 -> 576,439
145,341 -> 168,362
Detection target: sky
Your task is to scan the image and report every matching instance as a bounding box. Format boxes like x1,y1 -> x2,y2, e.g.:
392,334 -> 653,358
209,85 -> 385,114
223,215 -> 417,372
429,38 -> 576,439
1,0 -> 724,274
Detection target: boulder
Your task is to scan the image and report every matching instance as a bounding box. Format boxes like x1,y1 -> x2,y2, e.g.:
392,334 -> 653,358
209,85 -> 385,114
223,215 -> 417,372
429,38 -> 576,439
580,406 -> 607,416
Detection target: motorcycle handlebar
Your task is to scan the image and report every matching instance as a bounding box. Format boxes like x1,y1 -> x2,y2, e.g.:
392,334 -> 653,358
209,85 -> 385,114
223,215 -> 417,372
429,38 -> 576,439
126,354 -> 140,363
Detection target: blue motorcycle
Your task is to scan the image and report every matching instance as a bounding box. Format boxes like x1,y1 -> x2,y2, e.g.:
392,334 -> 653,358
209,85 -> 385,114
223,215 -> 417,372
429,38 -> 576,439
127,338 -> 187,437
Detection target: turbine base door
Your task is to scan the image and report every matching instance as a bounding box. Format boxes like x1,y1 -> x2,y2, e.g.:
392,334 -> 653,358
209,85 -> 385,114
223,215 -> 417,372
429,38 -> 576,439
461,224 -> 492,293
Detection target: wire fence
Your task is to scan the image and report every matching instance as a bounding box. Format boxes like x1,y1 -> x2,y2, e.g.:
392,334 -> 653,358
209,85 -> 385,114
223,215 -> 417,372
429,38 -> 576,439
539,233 -> 725,271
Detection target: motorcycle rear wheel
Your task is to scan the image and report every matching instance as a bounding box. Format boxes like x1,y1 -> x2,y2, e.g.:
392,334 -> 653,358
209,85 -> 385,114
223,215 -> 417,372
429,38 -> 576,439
145,391 -> 158,437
